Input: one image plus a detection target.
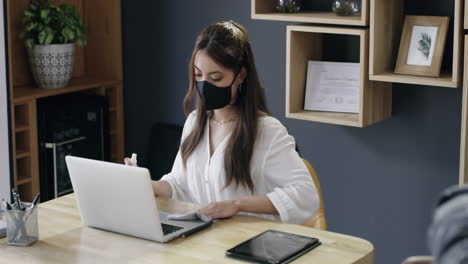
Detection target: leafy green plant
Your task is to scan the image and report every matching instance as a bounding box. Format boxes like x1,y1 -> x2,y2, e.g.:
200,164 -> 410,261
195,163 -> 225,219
418,33 -> 432,60
19,0 -> 86,49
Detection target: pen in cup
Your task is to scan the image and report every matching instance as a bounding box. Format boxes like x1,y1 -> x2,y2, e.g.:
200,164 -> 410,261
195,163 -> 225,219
13,192 -> 40,242
16,194 -> 24,211
11,189 -> 19,210
131,153 -> 137,166
11,189 -> 24,211
0,199 -> 5,219
31,193 -> 40,208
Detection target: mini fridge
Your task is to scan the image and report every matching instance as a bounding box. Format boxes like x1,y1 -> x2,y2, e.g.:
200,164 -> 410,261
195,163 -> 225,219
37,92 -> 109,202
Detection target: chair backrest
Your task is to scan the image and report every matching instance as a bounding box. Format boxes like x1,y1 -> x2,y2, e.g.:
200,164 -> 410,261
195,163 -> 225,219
301,159 -> 327,230
147,123 -> 183,180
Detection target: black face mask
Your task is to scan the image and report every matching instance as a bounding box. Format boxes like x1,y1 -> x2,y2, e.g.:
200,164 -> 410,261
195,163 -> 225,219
195,72 -> 239,111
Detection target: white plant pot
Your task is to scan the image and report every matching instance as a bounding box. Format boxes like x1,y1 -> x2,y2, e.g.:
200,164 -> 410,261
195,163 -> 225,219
27,43 -> 75,89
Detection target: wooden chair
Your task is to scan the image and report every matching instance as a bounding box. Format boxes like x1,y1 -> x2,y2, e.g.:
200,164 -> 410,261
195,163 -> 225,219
401,256 -> 432,264
301,159 -> 327,230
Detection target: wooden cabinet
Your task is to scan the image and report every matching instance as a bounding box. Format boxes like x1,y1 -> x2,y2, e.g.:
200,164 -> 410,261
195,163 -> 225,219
5,0 -> 125,201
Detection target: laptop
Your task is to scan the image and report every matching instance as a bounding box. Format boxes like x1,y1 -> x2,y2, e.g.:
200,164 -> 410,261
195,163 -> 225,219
65,155 -> 211,243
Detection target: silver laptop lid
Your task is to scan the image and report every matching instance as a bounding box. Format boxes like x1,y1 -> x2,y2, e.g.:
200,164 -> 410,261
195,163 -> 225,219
65,156 -> 164,241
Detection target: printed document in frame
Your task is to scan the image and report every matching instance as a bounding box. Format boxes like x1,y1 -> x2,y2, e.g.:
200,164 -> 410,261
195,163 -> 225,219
304,61 -> 360,113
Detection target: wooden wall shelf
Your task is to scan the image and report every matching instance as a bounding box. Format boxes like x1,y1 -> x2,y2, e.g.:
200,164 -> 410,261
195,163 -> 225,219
251,0 -> 369,26
14,125 -> 29,133
286,26 -> 392,128
369,0 -> 463,88
16,178 -> 32,186
370,72 -> 456,88
6,0 -> 125,202
15,152 -> 30,159
13,77 -> 121,103
465,0 -> 468,29
459,35 -> 468,184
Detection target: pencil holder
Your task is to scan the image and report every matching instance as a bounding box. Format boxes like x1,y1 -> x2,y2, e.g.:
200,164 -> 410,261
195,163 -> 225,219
5,202 -> 38,246
0,208 -> 5,238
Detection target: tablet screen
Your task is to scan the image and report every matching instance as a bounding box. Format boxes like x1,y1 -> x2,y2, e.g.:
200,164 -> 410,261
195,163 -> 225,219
226,230 -> 320,264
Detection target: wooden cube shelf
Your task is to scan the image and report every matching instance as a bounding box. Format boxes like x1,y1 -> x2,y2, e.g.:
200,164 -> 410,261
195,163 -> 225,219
465,0 -> 468,29
15,131 -> 30,155
16,157 -> 31,183
459,35 -> 468,184
102,85 -> 125,163
286,26 -> 392,128
251,0 -> 369,26
10,99 -> 39,202
17,182 -> 34,203
6,0 -> 125,201
370,0 -> 463,88
12,77 -> 120,104
8,1 -> 123,101
14,104 -> 29,128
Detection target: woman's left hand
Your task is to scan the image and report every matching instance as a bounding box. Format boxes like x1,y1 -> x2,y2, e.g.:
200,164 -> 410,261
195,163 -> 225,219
198,200 -> 240,219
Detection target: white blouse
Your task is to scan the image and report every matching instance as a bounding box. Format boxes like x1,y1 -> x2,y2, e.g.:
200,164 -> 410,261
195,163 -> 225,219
161,112 -> 319,225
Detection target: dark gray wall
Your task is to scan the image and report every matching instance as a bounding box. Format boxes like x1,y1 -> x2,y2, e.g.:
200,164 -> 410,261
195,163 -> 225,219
122,1 -> 461,263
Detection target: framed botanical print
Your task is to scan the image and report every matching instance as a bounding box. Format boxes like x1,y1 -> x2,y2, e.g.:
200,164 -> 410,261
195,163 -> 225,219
395,16 -> 449,77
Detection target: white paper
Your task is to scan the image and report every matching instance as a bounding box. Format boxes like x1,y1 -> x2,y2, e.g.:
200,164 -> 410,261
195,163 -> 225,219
304,61 -> 360,113
406,26 -> 438,66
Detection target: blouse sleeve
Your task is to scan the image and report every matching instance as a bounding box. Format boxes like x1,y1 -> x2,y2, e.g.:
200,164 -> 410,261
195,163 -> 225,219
264,120 -> 320,224
160,112 -> 195,201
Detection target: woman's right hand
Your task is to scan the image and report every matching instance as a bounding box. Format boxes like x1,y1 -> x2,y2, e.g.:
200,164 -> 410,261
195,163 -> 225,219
123,157 -> 137,167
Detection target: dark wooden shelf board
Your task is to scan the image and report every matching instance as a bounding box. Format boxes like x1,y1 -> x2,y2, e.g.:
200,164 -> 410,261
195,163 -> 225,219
13,77 -> 121,103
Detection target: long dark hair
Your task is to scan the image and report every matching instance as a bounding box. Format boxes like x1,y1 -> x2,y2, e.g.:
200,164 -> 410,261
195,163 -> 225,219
181,21 -> 270,193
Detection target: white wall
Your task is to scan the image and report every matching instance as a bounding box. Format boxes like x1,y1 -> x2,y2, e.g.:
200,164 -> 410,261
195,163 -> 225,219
0,0 -> 11,202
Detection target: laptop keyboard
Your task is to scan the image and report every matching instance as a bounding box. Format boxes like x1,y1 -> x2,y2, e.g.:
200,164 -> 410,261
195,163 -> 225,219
161,223 -> 183,235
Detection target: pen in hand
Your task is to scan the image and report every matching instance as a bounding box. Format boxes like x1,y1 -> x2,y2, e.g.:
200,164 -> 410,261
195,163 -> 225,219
124,153 -> 138,167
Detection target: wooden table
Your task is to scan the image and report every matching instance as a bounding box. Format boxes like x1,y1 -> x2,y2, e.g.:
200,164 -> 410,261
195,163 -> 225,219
0,194 -> 373,263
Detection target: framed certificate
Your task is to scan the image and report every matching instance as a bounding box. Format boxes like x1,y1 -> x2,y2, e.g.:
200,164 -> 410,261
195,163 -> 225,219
304,61 -> 360,113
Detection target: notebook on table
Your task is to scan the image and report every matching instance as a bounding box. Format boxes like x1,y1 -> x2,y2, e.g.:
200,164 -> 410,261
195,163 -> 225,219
225,229 -> 321,264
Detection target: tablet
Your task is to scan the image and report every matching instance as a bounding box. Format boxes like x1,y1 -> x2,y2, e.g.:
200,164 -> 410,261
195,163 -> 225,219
225,230 -> 321,264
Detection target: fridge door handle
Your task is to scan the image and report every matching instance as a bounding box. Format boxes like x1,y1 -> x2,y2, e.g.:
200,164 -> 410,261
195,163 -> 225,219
43,136 -> 87,148
43,136 -> 87,198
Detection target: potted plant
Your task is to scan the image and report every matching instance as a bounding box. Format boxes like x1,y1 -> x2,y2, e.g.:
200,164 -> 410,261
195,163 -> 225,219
19,0 -> 86,89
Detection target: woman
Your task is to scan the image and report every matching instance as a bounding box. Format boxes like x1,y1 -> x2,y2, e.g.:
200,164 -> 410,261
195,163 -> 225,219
126,21 -> 319,224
